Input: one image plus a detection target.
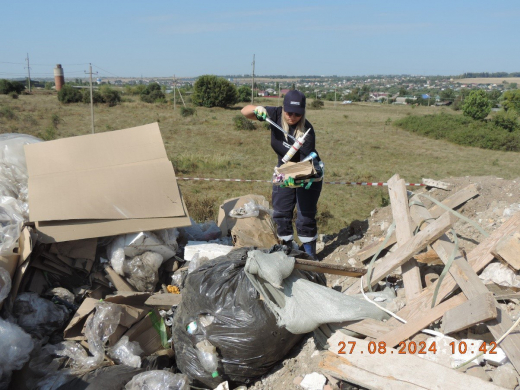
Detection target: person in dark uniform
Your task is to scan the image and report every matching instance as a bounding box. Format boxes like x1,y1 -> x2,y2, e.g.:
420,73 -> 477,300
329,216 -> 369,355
241,90 -> 322,260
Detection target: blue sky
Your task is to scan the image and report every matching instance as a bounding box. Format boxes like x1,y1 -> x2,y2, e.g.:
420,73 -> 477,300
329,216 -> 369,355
1,0 -> 519,79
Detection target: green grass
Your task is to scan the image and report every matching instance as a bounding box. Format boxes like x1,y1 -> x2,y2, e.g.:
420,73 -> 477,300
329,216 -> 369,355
2,93 -> 520,234
394,112 -> 520,151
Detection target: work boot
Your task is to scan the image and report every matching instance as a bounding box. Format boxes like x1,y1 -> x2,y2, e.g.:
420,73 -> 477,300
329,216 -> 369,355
302,240 -> 318,261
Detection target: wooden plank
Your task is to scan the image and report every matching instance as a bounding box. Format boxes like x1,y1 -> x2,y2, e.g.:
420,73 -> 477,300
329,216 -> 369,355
345,212 -> 455,295
377,293 -> 466,347
344,318 -> 394,338
144,293 -> 182,309
414,249 -> 443,265
322,332 -> 503,390
294,258 -> 366,277
387,213 -> 520,373
355,184 -> 478,262
492,230 -> 520,271
428,183 -> 478,218
443,292 -> 497,334
422,178 -> 450,190
388,174 -> 422,301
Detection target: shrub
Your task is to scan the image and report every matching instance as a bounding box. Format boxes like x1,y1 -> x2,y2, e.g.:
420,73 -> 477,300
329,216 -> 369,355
192,75 -> 237,108
81,89 -> 104,104
309,99 -> 324,109
140,83 -> 166,103
9,92 -> 18,99
502,90 -> 520,112
233,115 -> 256,130
237,85 -> 252,103
462,90 -> 492,121
493,110 -> 519,132
180,106 -> 196,117
0,79 -> 24,94
394,112 -> 520,151
58,84 -> 82,103
100,85 -> 121,107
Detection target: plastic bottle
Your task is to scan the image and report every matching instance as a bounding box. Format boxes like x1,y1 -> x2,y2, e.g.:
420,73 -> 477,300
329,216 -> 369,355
195,340 -> 219,378
301,151 -> 317,162
281,128 -> 311,163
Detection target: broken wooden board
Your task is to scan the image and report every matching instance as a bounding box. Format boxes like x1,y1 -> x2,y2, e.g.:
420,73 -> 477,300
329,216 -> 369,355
376,293 -> 466,347
355,183 -> 479,262
144,293 -> 182,309
344,318 -> 394,338
414,249 -> 443,265
321,332 -> 503,390
388,174 -> 422,301
443,292 -> 497,334
295,258 -> 366,277
422,178 -> 451,190
346,212 -> 455,294
492,230 -> 520,271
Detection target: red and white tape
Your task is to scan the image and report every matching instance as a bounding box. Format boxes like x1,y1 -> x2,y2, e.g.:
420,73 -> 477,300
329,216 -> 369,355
177,177 -> 426,187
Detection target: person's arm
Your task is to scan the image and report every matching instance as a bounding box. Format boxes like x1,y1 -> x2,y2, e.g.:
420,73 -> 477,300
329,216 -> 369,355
241,105 -> 267,121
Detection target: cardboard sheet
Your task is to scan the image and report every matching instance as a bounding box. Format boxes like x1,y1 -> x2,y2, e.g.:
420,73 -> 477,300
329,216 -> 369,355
25,123 -> 191,242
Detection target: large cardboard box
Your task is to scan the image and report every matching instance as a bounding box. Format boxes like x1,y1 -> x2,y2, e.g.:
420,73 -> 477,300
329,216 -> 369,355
24,123 -> 191,242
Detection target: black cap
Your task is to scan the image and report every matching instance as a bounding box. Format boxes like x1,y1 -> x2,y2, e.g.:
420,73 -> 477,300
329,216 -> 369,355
283,90 -> 306,115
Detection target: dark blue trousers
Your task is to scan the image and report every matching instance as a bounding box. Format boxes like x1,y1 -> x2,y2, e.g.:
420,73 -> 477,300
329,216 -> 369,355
271,181 -> 322,243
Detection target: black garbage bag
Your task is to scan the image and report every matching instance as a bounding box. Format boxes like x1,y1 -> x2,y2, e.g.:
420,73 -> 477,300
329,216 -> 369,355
173,247 -> 319,388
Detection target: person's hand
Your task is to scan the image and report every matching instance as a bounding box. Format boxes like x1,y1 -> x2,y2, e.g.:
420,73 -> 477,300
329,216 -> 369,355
254,106 -> 267,121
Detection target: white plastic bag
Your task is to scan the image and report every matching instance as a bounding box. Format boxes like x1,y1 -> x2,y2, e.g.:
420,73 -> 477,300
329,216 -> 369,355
0,318 -> 34,385
125,371 -> 189,390
479,262 -> 520,288
123,252 -> 164,292
0,267 -> 12,304
229,200 -> 272,219
0,196 -> 24,256
107,336 -> 143,368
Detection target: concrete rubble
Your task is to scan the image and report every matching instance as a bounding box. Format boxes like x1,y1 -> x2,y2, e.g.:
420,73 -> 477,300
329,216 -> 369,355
2,129 -> 520,389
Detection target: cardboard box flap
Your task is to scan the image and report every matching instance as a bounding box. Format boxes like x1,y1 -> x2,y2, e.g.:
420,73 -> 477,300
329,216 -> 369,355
63,297 -> 98,340
276,160 -> 315,179
24,123 -> 166,176
25,123 -> 186,222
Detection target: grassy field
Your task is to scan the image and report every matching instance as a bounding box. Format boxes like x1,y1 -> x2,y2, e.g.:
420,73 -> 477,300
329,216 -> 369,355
2,92 -> 520,235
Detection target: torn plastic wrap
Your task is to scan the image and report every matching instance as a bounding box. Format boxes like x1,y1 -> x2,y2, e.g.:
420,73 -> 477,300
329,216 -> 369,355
0,318 -> 35,387
228,200 -> 273,219
0,196 -> 24,256
12,292 -> 69,339
107,335 -> 143,368
0,134 -> 42,209
179,218 -> 221,242
0,267 -> 12,304
55,302 -> 123,371
172,248 -> 310,388
125,371 -> 189,390
123,252 -> 164,292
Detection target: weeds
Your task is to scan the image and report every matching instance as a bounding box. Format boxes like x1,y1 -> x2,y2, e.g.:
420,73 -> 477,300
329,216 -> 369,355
181,106 -> 196,117
233,115 -> 256,130
171,153 -> 238,174
51,113 -> 62,129
0,106 -> 16,120
185,195 -> 218,222
40,127 -> 57,141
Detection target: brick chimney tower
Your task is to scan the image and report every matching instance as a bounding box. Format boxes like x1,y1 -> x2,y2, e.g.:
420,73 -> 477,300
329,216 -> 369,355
54,64 -> 65,91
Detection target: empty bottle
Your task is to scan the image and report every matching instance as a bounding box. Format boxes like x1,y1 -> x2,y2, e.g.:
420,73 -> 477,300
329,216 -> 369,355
196,339 -> 219,378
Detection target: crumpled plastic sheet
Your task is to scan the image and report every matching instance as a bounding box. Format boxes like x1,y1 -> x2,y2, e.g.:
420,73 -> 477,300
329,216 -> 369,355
179,218 -> 221,242
0,267 -> 12,304
480,261 -> 520,288
12,292 -> 69,339
0,196 -> 25,256
0,133 -> 41,209
55,302 -> 123,371
229,200 -> 273,219
122,252 -> 164,292
187,253 -> 210,274
0,318 -> 35,386
124,371 -> 189,390
107,336 -> 143,368
245,249 -> 391,334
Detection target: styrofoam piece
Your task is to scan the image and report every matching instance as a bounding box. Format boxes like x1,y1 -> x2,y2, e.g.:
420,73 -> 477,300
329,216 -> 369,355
485,346 -> 509,366
124,231 -> 176,260
184,241 -> 233,262
300,372 -> 326,390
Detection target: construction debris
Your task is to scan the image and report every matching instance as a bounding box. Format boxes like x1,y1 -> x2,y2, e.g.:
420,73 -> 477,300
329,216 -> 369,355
3,127 -> 520,389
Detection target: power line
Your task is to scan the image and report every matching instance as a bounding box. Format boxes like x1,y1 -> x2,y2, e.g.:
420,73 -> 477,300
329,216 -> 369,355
92,64 -> 121,78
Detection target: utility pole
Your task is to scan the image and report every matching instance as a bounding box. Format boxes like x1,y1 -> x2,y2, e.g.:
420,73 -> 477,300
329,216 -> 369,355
85,63 -> 97,134
278,83 -> 281,106
25,53 -> 31,92
251,54 -> 255,104
173,74 -> 176,110
334,88 -> 337,107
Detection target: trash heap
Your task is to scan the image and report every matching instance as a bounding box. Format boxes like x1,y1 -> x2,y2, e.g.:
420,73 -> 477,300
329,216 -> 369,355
2,124 -> 520,390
